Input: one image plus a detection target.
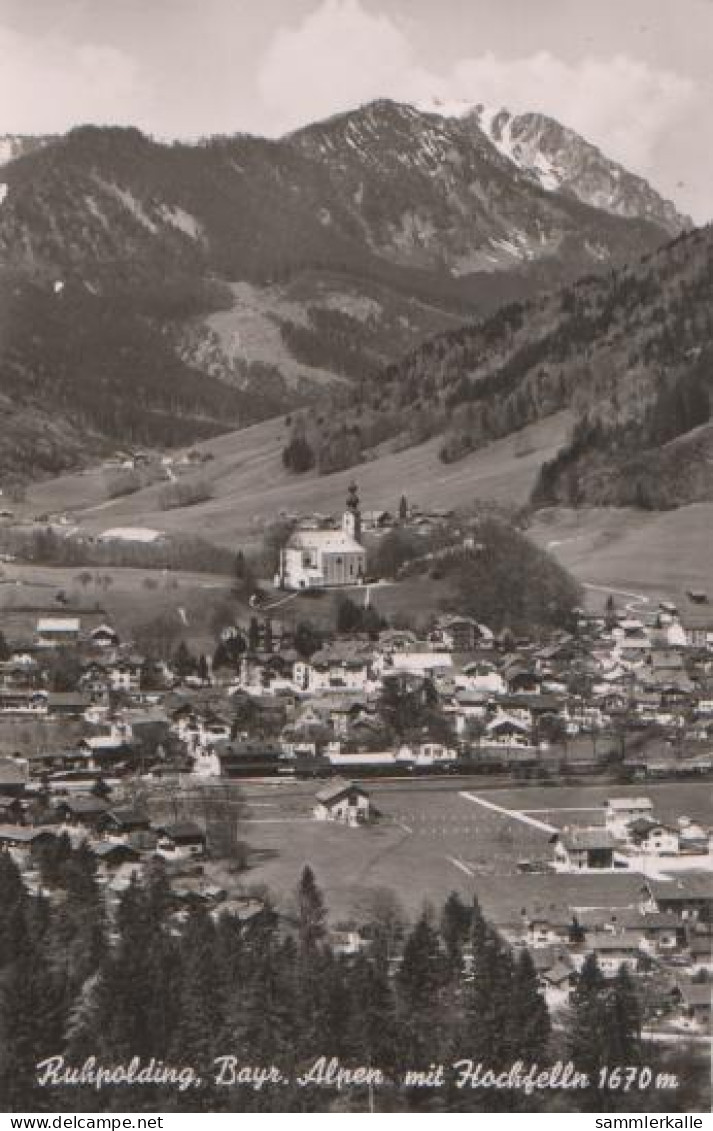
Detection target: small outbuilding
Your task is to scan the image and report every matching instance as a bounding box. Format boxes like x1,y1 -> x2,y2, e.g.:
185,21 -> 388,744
314,778 -> 372,827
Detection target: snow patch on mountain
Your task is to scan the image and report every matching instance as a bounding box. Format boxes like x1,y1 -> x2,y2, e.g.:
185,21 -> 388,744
411,98 -> 690,235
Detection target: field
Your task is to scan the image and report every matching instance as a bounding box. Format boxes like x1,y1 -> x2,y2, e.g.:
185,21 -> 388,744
233,778 -> 709,927
529,504 -> 713,610
0,562 -> 235,654
18,411 -> 573,549
12,406 -> 713,610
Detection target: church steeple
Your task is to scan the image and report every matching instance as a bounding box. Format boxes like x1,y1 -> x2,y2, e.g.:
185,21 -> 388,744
343,480 -> 362,543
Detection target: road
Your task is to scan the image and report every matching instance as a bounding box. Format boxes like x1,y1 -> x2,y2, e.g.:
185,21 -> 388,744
582,582 -> 651,615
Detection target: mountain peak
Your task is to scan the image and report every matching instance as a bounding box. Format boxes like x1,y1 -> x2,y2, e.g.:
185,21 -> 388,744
411,98 -> 690,235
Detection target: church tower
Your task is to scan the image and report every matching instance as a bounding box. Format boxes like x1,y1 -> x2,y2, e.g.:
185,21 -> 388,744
343,480 -> 362,543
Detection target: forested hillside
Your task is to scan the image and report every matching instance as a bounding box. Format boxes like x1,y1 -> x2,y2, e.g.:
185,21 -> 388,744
290,225 -> 713,508
0,101 -> 682,476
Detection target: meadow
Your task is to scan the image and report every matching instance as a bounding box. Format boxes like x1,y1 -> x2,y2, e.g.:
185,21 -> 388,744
233,778 -> 695,926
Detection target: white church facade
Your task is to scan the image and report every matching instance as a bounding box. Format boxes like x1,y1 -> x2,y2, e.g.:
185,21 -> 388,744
276,483 -> 367,591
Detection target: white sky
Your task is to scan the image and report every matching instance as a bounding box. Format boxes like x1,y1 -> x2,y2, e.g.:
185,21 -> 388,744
0,0 -> 711,221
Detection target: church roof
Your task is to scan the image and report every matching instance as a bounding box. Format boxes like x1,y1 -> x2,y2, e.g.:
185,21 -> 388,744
288,530 -> 364,553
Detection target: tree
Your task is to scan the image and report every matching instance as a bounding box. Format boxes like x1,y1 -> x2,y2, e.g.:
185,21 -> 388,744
233,550 -> 255,594
440,892 -> 471,979
567,953 -> 611,1104
171,907 -> 225,1084
399,494 -> 409,522
606,964 -> 641,1065
263,619 -> 273,654
398,909 -> 446,1014
248,616 -> 261,652
348,952 -> 399,1075
48,649 -> 82,692
296,866 -> 327,958
507,949 -> 551,1063
294,621 -> 322,660
173,640 -> 196,679
282,436 -> 315,473
397,909 -> 447,1067
335,594 -> 362,634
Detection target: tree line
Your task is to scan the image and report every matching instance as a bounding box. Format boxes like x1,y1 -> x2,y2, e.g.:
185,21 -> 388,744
0,852 -> 705,1113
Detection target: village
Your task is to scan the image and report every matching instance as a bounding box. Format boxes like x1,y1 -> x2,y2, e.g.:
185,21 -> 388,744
0,484 -> 710,1047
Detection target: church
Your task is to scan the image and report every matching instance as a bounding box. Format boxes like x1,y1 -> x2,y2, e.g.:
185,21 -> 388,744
276,483 -> 367,590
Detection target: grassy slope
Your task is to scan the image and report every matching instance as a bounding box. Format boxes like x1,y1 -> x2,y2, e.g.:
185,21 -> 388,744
23,410 -> 573,544
529,504 -> 713,609
17,406 -> 713,607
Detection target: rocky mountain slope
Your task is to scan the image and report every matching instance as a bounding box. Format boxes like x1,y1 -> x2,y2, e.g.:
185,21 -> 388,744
0,100 -> 688,476
466,105 -> 689,235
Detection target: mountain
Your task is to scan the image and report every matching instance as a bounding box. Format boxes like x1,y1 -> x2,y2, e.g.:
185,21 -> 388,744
310,223 -> 713,508
0,101 -> 688,476
417,98 -> 690,236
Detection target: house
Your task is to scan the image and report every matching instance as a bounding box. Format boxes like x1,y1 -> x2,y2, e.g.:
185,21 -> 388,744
689,934 -> 713,969
386,652 -> 453,678
674,983 -> 711,1032
100,808 -> 151,841
92,841 -> 140,873
314,778 -> 372,827
0,689 -> 48,715
0,795 -> 24,823
552,828 -> 618,872
217,739 -> 283,777
36,617 -> 81,647
80,734 -> 132,771
678,817 -> 711,855
277,483 -> 367,590
47,692 -> 91,718
89,624 -> 120,648
482,715 -> 533,749
642,876 -> 713,922
0,825 -> 59,860
627,818 -> 680,856
585,932 -> 642,974
155,821 -> 206,859
615,911 -> 683,954
0,757 -> 28,797
523,906 -> 575,948
107,656 -> 143,694
541,960 -> 576,995
431,615 -> 491,652
53,795 -> 110,830
305,647 -> 373,693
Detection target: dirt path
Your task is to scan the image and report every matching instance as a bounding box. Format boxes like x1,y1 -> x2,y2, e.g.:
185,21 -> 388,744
582,582 -> 651,614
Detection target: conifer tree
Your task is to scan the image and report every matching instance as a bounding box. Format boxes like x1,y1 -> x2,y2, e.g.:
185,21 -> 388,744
567,952 -> 613,1109
507,948 -> 551,1062
606,964 -> 641,1065
348,951 -> 399,1075
440,891 -> 471,979
296,866 -> 327,958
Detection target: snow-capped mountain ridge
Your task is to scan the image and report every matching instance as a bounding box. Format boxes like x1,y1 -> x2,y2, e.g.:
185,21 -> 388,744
413,98 -> 689,235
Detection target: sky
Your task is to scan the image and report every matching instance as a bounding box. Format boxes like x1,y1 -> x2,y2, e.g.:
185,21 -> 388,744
0,0 -> 711,221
